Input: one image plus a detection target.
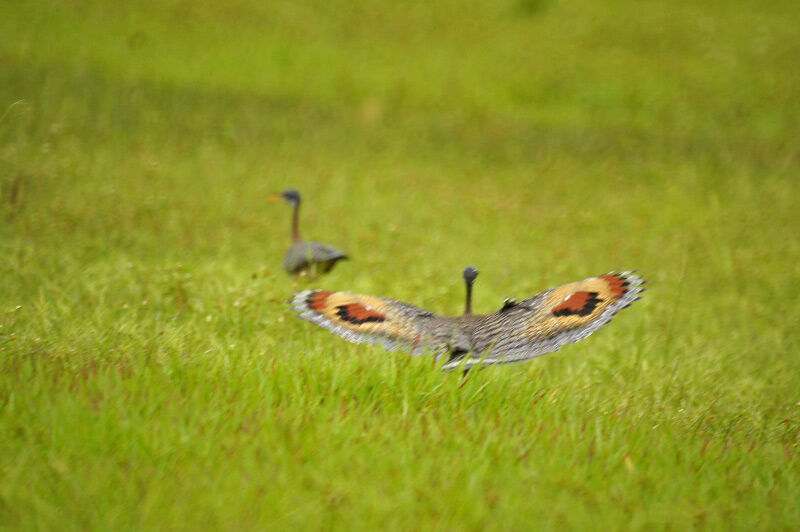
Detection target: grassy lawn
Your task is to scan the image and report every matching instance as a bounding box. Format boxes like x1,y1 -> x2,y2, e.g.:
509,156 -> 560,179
1,0 -> 799,529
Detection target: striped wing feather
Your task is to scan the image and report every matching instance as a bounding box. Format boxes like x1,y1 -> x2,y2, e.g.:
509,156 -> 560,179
290,290 -> 461,355
447,272 -> 645,370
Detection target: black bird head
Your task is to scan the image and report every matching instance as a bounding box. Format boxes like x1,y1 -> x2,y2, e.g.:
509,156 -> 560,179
463,266 -> 479,285
269,188 -> 301,207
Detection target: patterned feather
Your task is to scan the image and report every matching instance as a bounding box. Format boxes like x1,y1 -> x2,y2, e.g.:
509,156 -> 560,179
290,290 -> 468,356
289,271 -> 646,370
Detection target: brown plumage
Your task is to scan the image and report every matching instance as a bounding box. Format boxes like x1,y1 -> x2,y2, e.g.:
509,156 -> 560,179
290,268 -> 646,370
269,189 -> 348,277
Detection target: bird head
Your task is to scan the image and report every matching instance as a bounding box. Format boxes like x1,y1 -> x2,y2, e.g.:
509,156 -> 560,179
463,266 -> 479,284
268,188 -> 301,207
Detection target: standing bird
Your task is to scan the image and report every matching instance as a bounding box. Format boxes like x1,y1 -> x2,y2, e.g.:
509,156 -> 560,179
290,270 -> 645,370
268,189 -> 348,277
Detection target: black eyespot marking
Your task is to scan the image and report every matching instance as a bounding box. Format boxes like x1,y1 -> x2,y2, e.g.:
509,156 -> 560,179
552,291 -> 602,317
335,304 -> 387,325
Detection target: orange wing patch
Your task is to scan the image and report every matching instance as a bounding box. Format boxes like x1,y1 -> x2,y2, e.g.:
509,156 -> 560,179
335,303 -> 387,324
292,290 -> 438,351
528,273 -> 639,334
551,291 -> 602,317
301,291 -> 396,333
600,274 -> 629,298
308,291 -> 333,311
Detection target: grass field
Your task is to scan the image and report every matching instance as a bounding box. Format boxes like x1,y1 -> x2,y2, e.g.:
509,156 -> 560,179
1,0 -> 799,529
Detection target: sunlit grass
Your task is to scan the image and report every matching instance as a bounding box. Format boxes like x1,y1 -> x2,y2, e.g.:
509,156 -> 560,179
1,0 -> 799,529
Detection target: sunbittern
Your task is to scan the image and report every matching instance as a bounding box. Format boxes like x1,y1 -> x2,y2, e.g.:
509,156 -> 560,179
269,189 -> 348,277
290,269 -> 645,370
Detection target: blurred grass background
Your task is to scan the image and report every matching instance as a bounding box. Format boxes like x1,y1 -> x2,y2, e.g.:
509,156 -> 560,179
1,0 -> 799,529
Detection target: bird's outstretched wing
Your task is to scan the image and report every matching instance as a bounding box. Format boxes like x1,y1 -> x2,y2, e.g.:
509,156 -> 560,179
451,272 -> 645,370
290,290 -> 457,355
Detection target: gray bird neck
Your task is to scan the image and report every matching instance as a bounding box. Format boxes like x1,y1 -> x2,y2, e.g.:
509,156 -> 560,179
464,281 -> 473,315
291,203 -> 301,243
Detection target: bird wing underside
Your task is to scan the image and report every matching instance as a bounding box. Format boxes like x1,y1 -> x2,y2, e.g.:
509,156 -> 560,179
446,272 -> 645,370
290,290 -> 456,355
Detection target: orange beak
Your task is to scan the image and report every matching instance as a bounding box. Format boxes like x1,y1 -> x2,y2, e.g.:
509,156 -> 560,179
267,193 -> 284,202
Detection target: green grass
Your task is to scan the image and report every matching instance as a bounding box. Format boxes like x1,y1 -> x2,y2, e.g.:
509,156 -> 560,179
1,0 -> 799,529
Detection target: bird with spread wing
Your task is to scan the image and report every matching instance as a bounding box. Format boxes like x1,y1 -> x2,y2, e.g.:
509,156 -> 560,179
289,268 -> 645,370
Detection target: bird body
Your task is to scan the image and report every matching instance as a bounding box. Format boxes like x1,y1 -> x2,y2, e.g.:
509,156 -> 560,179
284,241 -> 348,277
290,271 -> 645,370
269,189 -> 347,277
